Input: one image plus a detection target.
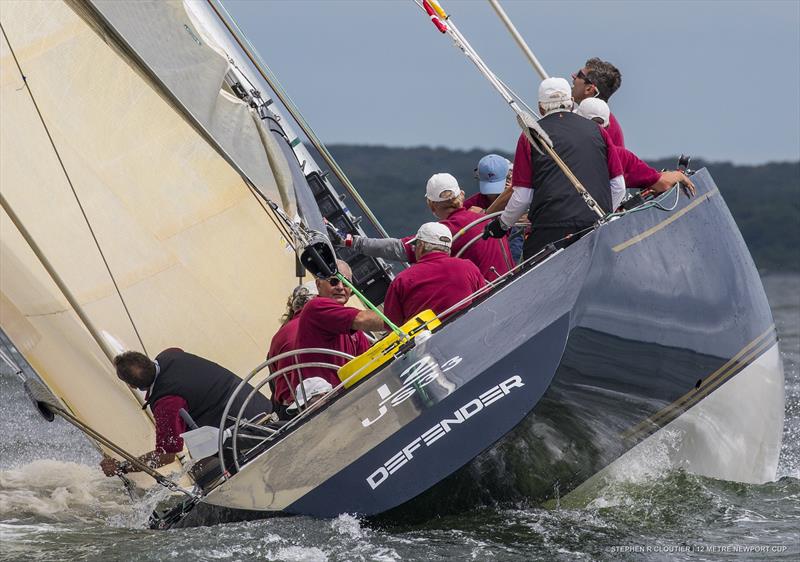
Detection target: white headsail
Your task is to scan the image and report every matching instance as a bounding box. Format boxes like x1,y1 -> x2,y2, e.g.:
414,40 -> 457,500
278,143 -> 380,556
0,0 -> 302,474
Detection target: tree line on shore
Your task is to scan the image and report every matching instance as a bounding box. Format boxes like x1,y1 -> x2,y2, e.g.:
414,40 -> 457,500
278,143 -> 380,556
324,144 -> 799,272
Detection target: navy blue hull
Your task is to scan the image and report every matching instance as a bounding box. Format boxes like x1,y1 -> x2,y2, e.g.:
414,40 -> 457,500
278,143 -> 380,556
166,170 -> 778,528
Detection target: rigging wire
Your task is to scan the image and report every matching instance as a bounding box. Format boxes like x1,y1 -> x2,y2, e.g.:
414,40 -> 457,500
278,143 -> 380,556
410,0 -> 607,220
0,23 -> 149,357
206,0 -> 390,238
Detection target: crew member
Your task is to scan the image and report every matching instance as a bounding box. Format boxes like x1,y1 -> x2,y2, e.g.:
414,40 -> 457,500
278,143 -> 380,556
383,222 -> 486,326
295,260 -> 385,387
484,77 -> 624,258
285,377 -> 334,417
268,283 -> 316,420
333,174 -> 513,281
464,155 -> 526,264
464,154 -> 511,212
100,349 -> 272,475
577,98 -> 695,196
571,57 -> 625,147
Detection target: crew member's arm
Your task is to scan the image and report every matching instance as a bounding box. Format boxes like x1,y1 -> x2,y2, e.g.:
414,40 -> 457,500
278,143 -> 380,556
618,148 -> 695,196
336,235 -> 411,263
497,133 -> 535,230
100,395 -> 186,476
620,147 -> 660,189
352,309 -> 388,332
600,127 -> 626,210
650,170 -> 696,196
484,187 -> 514,215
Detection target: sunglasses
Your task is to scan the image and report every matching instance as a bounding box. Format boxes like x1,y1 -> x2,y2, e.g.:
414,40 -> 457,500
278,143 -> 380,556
326,277 -> 352,288
572,69 -> 594,85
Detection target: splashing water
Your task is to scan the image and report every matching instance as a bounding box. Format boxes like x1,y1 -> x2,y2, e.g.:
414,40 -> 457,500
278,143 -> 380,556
0,274 -> 797,561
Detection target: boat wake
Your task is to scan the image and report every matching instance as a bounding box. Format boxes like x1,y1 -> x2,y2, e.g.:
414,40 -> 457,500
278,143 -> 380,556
0,460 -> 128,523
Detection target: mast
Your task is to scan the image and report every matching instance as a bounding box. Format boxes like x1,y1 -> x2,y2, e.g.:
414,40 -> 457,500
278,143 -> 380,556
487,0 -> 549,80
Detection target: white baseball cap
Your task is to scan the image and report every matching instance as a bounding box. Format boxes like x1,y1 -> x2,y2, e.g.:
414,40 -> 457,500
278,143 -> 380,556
425,173 -> 462,202
287,376 -> 333,411
576,97 -> 610,127
538,77 -> 572,104
408,222 -> 453,249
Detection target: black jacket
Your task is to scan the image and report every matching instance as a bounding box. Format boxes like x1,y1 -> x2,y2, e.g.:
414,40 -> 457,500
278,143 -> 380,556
529,111 -> 611,228
146,349 -> 272,428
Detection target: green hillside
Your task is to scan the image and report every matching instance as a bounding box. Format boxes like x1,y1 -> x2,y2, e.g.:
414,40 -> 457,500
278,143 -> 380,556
324,145 -> 799,272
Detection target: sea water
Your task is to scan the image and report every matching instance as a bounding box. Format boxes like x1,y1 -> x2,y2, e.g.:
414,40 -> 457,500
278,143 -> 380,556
1,274 -> 798,561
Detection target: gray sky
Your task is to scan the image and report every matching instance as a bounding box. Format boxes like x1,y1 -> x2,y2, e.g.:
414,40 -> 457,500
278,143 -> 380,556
225,0 -> 800,164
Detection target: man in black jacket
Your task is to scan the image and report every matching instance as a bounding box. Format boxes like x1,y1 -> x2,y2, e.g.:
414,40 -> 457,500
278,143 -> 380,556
100,348 -> 272,476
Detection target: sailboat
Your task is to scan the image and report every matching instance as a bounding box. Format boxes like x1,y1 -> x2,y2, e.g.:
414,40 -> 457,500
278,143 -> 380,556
0,0 -> 784,528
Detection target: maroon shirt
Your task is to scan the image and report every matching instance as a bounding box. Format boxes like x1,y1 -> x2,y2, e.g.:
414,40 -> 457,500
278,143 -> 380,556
383,251 -> 487,326
607,112 -> 625,148
463,192 -> 494,211
511,126 -> 623,189
268,312 -> 302,405
402,208 -> 512,281
152,395 -> 188,454
295,297 -> 372,387
619,147 -> 660,189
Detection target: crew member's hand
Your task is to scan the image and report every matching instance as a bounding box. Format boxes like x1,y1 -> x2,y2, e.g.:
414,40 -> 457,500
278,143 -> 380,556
483,218 -> 509,239
100,456 -> 119,477
468,206 -> 484,214
651,170 -> 696,196
325,220 -> 345,246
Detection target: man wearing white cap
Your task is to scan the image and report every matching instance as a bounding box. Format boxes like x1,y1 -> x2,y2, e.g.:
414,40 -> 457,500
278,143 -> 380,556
286,377 -> 333,416
331,173 -> 513,281
382,222 -> 486,326
576,98 -> 611,128
296,260 -> 385,388
484,77 -> 624,259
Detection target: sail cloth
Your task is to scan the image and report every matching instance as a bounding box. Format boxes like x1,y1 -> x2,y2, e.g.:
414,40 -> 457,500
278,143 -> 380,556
0,0 -> 298,466
88,0 -> 298,217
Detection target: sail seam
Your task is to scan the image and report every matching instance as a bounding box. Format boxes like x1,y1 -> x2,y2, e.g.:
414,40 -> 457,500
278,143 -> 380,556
0,22 -> 149,357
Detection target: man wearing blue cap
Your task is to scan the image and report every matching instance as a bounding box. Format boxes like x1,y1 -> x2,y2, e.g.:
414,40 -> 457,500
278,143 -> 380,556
464,154 -> 524,263
464,154 -> 510,212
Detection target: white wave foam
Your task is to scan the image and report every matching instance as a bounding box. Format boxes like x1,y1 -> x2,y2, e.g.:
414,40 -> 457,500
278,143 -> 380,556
271,546 -> 328,562
0,459 -> 130,522
330,513 -> 363,539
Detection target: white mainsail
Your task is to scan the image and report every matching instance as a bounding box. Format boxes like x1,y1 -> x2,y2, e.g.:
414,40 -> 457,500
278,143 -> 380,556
0,0 -> 301,477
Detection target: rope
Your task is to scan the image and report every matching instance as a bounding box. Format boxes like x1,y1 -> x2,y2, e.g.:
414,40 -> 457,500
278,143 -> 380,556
0,23 -> 149,357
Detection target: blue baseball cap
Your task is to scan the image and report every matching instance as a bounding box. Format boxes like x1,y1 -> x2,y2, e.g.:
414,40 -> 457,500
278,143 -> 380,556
478,154 -> 510,195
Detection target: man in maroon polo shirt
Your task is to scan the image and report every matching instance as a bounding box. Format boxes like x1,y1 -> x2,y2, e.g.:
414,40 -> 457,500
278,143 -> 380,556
295,260 -> 385,388
268,283 -> 316,420
383,222 -> 486,326
571,57 -> 625,148
334,173 -> 513,281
